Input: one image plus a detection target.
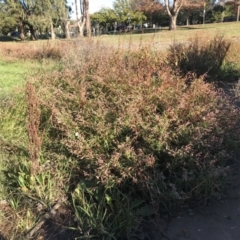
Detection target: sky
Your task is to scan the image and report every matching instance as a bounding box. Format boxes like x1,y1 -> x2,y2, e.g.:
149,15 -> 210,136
89,0 -> 114,13
68,0 -> 115,18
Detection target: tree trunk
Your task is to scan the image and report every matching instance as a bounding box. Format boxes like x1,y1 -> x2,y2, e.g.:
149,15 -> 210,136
50,22 -> 55,40
46,27 -> 49,38
29,25 -> 37,40
77,17 -> 86,37
169,15 -> 177,30
237,5 -> 240,22
221,12 -> 224,22
84,0 -> 91,37
165,0 -> 183,31
63,20 -> 70,39
189,15 -> 193,25
18,21 -> 25,41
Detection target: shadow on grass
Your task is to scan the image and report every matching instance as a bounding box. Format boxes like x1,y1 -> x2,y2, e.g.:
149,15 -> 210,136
0,36 -> 21,42
178,26 -> 205,30
0,234 -> 6,240
217,62 -> 240,82
39,221 -> 79,240
30,209 -> 79,240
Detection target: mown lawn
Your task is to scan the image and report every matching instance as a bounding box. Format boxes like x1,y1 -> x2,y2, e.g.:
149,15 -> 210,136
95,21 -> 240,46
0,58 -> 44,100
0,60 -> 32,91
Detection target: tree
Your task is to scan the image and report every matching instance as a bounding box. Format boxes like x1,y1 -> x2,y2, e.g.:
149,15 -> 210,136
84,0 -> 91,37
74,0 -> 91,37
164,0 -> 184,30
0,0 -> 17,35
222,0 -> 240,21
113,0 -> 135,22
3,0 -> 26,39
0,0 -> 70,40
91,0 -> 146,31
237,0 -> 240,21
91,8 -> 118,28
133,0 -> 163,14
46,0 -> 69,40
113,0 -> 146,25
10,0 -> 49,40
133,0 -> 163,26
133,0 -> 183,29
179,0 -> 204,25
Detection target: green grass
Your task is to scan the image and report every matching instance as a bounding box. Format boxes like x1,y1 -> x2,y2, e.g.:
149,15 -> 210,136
0,57 -> 55,202
0,60 -> 40,92
0,152 -> 6,200
96,21 -> 240,47
0,59 -> 32,201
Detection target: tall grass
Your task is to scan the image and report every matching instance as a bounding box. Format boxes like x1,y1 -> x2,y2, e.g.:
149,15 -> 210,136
167,35 -> 231,77
0,36 -> 240,239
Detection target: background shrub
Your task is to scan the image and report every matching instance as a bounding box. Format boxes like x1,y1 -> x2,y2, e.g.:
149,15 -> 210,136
167,35 -> 231,77
0,41 -> 66,60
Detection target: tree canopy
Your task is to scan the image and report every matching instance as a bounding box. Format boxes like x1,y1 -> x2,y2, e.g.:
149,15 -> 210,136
1,0 -> 240,38
91,0 -> 146,29
0,0 -> 70,39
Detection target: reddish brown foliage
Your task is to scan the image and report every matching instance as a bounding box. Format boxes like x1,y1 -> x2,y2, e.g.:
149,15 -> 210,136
26,82 -> 42,175
134,0 -> 163,15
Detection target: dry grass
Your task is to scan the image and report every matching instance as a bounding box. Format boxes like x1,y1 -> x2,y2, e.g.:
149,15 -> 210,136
167,35 -> 231,77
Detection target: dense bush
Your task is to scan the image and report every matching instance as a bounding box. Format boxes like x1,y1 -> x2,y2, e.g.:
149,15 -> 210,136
33,42 -> 239,236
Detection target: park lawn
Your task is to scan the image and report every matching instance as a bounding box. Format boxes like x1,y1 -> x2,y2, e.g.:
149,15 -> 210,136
95,21 -> 240,47
0,58 -> 57,93
0,60 -> 33,92
0,21 -> 239,49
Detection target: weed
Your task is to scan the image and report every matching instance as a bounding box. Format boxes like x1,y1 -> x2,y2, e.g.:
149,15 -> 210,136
167,35 -> 231,77
35,40 -> 239,236
26,82 -> 41,175
72,183 -> 136,238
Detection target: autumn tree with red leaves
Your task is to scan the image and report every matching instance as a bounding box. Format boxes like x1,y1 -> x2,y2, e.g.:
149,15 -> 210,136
232,0 -> 240,21
133,0 -> 163,25
133,0 -> 163,14
133,0 -> 185,30
180,0 -> 205,25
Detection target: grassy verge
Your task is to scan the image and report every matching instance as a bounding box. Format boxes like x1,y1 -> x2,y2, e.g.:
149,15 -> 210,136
0,52 -> 56,199
0,60 -> 36,91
